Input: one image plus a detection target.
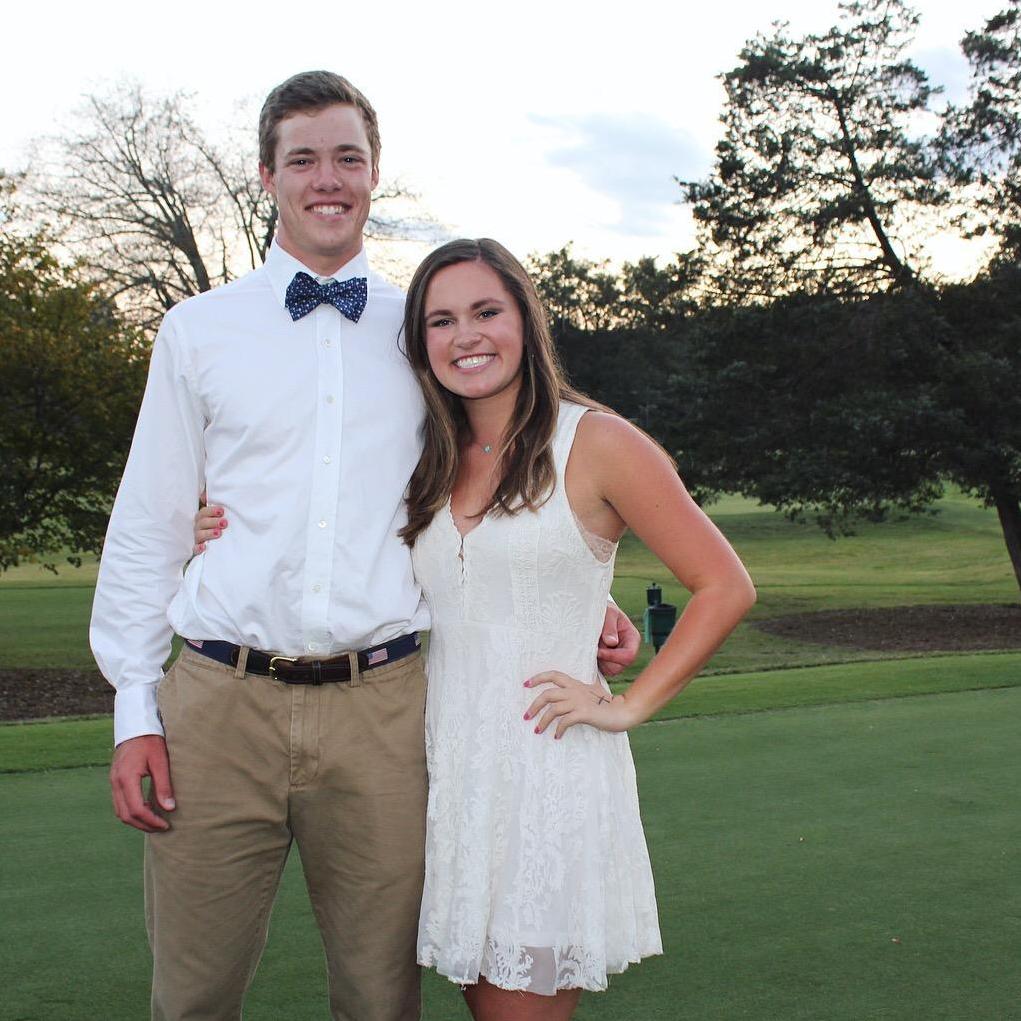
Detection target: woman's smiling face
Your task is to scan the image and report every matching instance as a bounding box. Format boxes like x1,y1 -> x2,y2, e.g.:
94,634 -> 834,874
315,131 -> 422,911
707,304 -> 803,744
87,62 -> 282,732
423,260 -> 526,403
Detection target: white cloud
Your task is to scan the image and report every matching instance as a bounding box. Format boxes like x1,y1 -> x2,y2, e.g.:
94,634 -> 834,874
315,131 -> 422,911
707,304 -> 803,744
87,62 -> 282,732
530,112 -> 710,237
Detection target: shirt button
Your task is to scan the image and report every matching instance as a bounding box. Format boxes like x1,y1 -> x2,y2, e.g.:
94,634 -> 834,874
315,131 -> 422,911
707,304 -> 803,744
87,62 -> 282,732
325,394 -> 335,404
318,519 -> 327,529
312,584 -> 322,593
322,455 -> 332,464
323,339 -> 332,347
307,642 -> 320,653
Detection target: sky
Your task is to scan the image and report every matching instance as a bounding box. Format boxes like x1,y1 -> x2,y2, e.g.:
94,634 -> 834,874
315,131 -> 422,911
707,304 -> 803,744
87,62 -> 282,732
2,0 -> 1007,279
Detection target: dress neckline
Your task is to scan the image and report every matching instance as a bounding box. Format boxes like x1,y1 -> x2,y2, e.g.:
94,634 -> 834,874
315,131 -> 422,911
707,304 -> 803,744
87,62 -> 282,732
446,495 -> 488,542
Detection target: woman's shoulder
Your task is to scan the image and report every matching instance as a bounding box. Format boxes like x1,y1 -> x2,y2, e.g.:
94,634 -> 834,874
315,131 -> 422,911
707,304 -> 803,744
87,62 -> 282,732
568,404 -> 640,445
568,405 -> 673,475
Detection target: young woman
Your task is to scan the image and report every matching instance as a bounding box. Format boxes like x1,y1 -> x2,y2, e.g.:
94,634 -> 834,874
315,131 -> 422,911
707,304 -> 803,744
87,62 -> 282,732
195,239 -> 756,1021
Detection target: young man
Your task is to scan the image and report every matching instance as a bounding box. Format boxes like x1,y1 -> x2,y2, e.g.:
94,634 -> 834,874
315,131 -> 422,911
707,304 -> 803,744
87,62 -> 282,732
91,71 -> 639,1021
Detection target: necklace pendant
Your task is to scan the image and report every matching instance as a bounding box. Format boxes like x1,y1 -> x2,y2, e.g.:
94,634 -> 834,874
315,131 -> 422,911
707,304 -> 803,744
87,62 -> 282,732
482,444 -> 493,454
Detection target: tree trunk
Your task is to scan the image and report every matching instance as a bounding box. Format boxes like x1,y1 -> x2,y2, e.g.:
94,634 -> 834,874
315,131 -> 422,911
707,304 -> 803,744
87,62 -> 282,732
991,488 -> 1021,600
829,90 -> 916,288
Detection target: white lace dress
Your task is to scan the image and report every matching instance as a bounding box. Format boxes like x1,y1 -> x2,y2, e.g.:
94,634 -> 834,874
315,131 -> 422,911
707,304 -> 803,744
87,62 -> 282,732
412,402 -> 662,994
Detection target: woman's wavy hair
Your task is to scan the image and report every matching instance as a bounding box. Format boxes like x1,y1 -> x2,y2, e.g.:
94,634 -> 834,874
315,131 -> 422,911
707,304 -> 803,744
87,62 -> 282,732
399,238 -> 607,546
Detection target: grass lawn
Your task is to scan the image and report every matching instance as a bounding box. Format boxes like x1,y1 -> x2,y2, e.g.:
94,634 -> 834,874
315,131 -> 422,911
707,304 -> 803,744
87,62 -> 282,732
2,489 -> 1018,1017
2,687 -> 1019,1020
5,652 -> 1020,773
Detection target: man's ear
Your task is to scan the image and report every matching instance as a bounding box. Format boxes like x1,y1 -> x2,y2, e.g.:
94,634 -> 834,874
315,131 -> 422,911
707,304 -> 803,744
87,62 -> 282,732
371,164 -> 380,191
259,163 -> 277,198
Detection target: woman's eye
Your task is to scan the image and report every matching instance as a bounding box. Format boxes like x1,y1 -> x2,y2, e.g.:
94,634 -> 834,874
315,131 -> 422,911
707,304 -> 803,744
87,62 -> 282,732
478,309 -> 498,320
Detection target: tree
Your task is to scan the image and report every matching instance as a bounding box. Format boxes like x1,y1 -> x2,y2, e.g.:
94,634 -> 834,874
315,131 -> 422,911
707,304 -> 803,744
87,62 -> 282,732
673,278 -> 1021,597
681,0 -> 944,302
527,245 -> 623,332
673,290 -> 948,519
669,0 -> 1021,595
527,244 -> 701,333
941,0 -> 1021,266
0,180 -> 148,571
935,268 -> 1021,592
29,81 -> 426,330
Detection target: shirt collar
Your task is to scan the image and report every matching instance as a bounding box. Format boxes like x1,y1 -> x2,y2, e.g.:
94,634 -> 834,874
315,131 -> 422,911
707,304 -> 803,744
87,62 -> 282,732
264,240 -> 371,310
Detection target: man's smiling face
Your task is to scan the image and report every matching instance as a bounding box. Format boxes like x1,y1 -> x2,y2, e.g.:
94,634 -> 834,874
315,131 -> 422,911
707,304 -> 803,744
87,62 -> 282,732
259,103 -> 378,275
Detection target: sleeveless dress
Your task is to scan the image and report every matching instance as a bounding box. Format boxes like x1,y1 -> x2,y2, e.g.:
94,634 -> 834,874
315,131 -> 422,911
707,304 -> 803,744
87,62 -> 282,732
412,402 -> 663,995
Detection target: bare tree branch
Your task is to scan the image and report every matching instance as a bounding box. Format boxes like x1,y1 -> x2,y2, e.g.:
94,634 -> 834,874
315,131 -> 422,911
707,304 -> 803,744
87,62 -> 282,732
27,80 -> 433,331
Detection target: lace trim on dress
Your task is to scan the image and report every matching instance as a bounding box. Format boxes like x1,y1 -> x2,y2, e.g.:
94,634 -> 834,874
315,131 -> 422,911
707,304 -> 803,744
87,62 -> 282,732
571,510 -> 617,563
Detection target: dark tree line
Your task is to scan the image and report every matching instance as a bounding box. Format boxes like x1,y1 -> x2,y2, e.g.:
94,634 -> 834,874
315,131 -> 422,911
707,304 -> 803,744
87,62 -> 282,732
0,178 -> 149,571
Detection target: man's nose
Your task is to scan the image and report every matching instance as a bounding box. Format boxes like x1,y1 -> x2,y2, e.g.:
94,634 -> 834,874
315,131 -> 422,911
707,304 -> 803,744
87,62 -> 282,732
311,163 -> 343,190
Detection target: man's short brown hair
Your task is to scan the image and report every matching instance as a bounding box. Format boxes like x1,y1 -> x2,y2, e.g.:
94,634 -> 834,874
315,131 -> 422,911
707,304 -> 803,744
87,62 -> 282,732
259,71 -> 381,173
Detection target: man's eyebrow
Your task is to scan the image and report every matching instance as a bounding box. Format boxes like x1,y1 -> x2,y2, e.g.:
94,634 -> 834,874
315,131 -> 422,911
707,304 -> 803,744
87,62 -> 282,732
282,143 -> 369,159
426,298 -> 507,317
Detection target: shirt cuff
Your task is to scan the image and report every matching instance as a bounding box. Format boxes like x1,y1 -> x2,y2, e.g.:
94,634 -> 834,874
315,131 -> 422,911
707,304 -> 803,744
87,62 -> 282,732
113,684 -> 165,746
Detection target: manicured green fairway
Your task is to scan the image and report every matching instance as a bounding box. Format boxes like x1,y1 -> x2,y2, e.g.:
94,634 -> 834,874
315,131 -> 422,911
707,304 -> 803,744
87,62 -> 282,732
5,652 -> 1020,774
1,488 -> 1018,1017
2,687 -> 1019,1020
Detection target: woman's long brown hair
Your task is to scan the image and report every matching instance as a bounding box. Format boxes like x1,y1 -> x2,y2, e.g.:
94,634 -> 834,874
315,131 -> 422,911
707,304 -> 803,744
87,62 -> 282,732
399,239 -> 607,546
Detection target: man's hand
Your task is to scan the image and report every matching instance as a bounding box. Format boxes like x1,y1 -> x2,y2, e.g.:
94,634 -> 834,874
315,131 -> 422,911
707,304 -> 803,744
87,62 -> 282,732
597,603 -> 641,677
110,735 -> 175,833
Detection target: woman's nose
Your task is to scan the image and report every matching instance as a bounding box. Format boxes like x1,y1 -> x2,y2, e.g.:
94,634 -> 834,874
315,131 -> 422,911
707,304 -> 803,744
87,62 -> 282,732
453,326 -> 482,348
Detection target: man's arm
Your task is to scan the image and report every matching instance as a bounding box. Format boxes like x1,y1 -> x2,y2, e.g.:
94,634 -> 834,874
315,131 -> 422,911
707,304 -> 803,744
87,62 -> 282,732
90,313 -> 205,829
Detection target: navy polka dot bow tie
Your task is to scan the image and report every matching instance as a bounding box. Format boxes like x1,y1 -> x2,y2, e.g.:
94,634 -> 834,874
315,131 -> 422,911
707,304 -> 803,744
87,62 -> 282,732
284,271 -> 368,323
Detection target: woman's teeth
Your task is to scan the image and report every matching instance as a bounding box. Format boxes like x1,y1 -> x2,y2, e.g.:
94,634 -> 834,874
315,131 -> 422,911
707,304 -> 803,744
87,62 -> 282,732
454,355 -> 494,369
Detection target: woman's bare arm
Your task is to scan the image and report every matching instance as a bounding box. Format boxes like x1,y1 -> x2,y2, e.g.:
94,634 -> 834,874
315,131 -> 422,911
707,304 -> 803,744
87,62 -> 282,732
526,412 -> 756,736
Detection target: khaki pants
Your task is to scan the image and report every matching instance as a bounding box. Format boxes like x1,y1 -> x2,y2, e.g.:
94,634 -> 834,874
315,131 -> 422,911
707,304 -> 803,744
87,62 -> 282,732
145,644 -> 427,1021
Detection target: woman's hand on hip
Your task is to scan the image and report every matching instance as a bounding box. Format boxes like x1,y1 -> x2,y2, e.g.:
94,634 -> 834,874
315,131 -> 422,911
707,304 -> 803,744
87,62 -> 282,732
523,671 -> 636,738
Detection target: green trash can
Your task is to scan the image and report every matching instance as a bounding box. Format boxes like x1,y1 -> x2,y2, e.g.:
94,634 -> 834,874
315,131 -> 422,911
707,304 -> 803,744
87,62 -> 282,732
642,583 -> 677,653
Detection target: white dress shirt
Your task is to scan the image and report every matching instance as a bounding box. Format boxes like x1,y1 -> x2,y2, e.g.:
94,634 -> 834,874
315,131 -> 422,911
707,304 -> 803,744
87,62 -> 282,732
90,242 -> 429,745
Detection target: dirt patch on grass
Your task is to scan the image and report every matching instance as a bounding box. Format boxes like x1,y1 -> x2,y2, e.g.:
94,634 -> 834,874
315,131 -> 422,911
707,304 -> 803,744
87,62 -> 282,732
0,668 -> 112,722
2,604 -> 1019,722
754,603 -> 1021,652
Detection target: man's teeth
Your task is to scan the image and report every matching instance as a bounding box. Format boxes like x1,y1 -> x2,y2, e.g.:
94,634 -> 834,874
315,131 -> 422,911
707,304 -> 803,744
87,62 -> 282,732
311,205 -> 345,215
454,355 -> 494,369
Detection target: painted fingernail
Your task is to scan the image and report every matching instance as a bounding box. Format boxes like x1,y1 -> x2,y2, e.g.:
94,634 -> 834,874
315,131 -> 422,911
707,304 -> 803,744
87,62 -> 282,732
523,712 -> 530,720
534,726 -> 540,734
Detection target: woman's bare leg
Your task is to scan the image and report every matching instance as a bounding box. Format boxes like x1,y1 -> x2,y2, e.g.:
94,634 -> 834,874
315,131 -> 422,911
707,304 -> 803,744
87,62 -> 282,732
462,977 -> 581,1021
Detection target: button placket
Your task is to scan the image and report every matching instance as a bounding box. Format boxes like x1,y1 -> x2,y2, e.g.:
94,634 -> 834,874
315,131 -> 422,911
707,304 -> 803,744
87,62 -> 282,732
299,304 -> 344,651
